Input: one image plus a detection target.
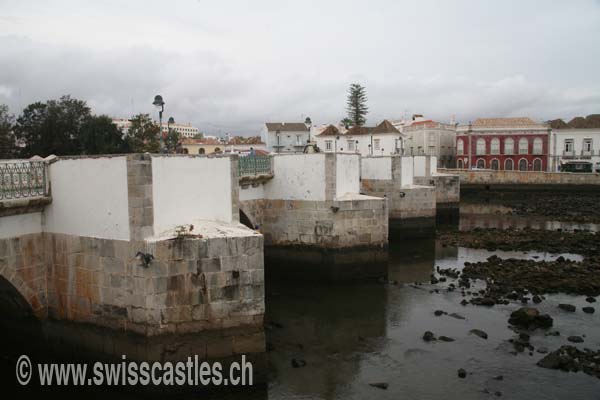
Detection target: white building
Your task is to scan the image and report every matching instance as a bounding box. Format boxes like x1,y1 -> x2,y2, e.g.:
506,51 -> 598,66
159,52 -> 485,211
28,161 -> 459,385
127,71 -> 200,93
261,122 -> 310,153
315,120 -> 404,156
111,118 -> 200,138
160,122 -> 199,138
550,128 -> 600,172
393,115 -> 457,168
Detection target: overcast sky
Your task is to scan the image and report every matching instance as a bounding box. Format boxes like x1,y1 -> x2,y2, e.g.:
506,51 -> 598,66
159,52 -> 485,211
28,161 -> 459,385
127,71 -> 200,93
1,0 -> 599,135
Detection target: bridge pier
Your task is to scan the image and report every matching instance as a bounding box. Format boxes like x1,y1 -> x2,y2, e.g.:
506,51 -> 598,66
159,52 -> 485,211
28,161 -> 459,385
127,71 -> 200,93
412,156 -> 460,223
0,155 -> 266,363
239,153 -> 388,281
361,155 -> 436,237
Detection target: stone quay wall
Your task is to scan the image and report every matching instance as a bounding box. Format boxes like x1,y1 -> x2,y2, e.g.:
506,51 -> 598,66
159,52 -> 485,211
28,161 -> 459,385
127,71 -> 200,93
439,168 -> 600,187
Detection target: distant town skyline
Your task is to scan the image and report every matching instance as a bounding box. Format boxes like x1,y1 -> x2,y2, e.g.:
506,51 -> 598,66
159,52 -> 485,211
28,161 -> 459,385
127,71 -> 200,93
1,0 -> 599,135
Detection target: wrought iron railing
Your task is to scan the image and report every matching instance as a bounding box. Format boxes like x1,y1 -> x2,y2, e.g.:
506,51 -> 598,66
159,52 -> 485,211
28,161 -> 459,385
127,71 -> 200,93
238,155 -> 272,177
0,160 -> 48,200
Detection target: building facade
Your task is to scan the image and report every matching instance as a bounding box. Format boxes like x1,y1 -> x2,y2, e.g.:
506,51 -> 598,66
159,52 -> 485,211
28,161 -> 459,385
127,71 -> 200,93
261,122 -> 310,153
400,116 -> 457,168
455,117 -> 550,171
315,120 -> 404,156
549,128 -> 600,172
112,118 -> 200,138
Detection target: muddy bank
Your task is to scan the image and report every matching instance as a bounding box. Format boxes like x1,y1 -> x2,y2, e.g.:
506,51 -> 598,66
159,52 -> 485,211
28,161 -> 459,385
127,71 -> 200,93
462,189 -> 600,223
460,256 -> 600,300
437,227 -> 599,258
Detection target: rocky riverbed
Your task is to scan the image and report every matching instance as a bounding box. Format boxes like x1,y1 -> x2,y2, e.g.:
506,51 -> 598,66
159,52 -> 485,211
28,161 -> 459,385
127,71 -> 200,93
437,227 -> 599,258
462,189 -> 600,223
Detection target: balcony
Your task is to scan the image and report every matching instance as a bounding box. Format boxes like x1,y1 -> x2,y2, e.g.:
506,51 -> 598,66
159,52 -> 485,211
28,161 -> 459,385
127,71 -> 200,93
1,160 -> 49,201
580,150 -> 594,159
562,150 -> 575,159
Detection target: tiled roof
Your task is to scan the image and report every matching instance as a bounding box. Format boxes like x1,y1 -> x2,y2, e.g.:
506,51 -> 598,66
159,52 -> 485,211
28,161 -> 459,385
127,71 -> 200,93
345,125 -> 374,136
265,122 -> 308,132
472,117 -> 542,127
317,125 -> 341,136
372,120 -> 401,134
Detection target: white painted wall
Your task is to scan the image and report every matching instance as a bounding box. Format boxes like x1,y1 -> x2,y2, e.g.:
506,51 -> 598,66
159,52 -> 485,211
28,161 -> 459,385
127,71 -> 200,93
414,156 -> 427,177
0,212 -> 42,239
152,156 -> 233,236
264,154 -> 326,200
239,184 -> 265,201
44,157 -> 131,240
361,156 -> 392,180
401,157 -> 414,186
430,156 -> 438,175
335,154 -> 360,197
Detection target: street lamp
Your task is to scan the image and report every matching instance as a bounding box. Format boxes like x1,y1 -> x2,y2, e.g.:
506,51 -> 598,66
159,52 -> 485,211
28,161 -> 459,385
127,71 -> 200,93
305,116 -> 312,143
152,95 -> 165,152
276,130 -> 281,153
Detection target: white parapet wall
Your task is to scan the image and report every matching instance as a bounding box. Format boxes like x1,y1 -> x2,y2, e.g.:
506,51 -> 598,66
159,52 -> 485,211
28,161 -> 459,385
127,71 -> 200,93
0,212 -> 43,239
401,156 -> 414,186
151,156 -> 234,237
44,156 -> 131,240
335,153 -> 360,197
361,157 -> 392,180
264,154 -> 327,201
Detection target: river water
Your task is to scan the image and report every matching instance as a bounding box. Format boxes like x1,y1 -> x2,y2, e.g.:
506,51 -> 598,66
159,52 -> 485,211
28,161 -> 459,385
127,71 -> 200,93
3,214 -> 600,399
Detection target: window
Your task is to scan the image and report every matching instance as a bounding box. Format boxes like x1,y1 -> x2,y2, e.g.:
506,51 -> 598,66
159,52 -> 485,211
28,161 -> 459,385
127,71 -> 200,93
476,138 -> 486,155
491,159 -> 499,170
347,140 -> 355,151
476,159 -> 485,169
564,139 -> 574,154
296,135 -> 302,145
519,138 -> 529,154
504,138 -> 514,155
198,148 -> 205,154
457,159 -> 463,169
374,139 -> 381,151
519,159 -> 528,171
583,138 -> 593,153
505,158 -> 514,171
325,140 -> 333,151
533,158 -> 542,171
533,138 -> 543,155
457,139 -> 464,155
490,138 -> 500,155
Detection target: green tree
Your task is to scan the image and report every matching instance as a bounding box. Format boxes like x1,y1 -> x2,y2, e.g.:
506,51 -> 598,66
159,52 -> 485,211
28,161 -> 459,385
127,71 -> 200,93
126,113 -> 160,153
346,83 -> 368,126
340,117 -> 353,129
14,95 -> 91,157
0,104 -> 16,159
165,128 -> 181,153
79,115 -> 128,155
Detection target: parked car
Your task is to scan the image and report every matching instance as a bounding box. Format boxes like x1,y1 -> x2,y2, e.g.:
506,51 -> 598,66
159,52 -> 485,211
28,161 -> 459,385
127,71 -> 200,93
595,162 -> 600,173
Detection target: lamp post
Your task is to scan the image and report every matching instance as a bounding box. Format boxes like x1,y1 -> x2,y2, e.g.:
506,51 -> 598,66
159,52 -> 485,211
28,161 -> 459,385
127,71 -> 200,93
167,117 -> 175,153
152,95 -> 165,153
276,130 -> 281,154
304,116 -> 312,144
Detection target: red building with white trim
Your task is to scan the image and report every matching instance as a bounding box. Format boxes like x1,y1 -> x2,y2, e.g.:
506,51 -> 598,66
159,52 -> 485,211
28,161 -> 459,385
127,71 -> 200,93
455,117 -> 551,171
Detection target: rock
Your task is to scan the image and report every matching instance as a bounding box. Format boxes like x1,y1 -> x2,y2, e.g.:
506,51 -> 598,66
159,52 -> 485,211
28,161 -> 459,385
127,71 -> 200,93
532,295 -> 542,304
508,307 -> 553,330
518,333 -> 530,342
434,310 -> 446,316
469,329 -> 488,339
423,331 -> 436,342
558,304 -> 576,312
430,276 -> 439,284
582,306 -> 595,314
369,382 -> 388,390
537,347 -> 549,354
460,299 -> 469,306
457,368 -> 467,378
449,312 -> 466,320
586,297 -> 597,303
439,336 -> 455,342
567,336 -> 584,343
495,391 -> 503,397
291,358 -> 307,368
537,345 -> 600,379
493,375 -> 503,380
471,297 -> 496,306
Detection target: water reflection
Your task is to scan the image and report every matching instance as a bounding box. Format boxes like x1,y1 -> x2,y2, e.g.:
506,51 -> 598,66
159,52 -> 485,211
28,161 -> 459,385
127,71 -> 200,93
460,211 -> 600,232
